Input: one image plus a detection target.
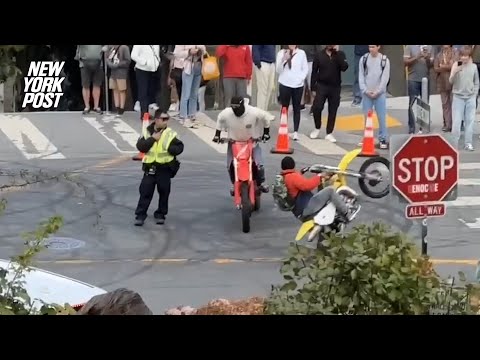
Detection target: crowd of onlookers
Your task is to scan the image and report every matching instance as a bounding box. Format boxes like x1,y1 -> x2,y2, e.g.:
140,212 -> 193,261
73,44 -> 480,151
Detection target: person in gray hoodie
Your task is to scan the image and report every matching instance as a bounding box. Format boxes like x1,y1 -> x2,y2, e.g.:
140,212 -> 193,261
359,45 -> 390,149
106,45 -> 131,115
75,45 -> 105,114
449,46 -> 479,151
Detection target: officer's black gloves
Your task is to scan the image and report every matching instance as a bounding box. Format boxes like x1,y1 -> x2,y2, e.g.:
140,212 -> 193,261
255,62 -> 262,69
261,127 -> 270,142
212,129 -> 222,143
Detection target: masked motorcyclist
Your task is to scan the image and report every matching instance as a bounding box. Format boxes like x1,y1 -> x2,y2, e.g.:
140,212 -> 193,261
280,156 -> 360,223
213,96 -> 274,194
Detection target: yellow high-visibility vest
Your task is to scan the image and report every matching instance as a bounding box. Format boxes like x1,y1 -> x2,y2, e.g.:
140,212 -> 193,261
142,127 -> 177,164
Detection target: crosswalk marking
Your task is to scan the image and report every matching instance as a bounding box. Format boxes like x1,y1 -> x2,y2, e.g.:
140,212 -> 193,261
460,163 -> 480,170
189,113 -> 227,154
82,116 -> 140,154
0,115 -> 65,159
295,133 -> 347,156
458,179 -> 480,186
448,197 -> 480,207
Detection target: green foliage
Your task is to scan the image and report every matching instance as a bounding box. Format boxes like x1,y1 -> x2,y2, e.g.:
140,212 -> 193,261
265,222 -> 477,315
0,45 -> 25,83
0,198 -> 74,315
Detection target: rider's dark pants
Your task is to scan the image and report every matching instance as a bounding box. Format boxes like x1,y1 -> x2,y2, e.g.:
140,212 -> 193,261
135,167 -> 171,221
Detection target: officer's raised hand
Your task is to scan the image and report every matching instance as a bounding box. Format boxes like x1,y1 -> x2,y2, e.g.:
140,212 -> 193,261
152,131 -> 162,141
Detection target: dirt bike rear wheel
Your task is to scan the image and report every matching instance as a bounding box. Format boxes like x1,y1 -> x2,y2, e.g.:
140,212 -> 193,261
241,182 -> 251,233
358,156 -> 390,199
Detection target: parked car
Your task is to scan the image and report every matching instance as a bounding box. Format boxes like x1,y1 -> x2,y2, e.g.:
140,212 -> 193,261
0,259 -> 106,312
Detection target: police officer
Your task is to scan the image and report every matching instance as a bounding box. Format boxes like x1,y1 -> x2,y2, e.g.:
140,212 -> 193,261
134,110 -> 184,226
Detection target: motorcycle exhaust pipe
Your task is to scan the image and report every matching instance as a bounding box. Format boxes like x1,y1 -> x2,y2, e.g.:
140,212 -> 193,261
307,225 -> 321,242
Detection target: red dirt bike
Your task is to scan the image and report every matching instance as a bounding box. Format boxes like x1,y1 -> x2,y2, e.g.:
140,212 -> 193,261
220,137 -> 265,233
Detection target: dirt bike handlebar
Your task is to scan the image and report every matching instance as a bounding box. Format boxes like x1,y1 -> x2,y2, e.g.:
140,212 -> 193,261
219,137 -> 264,144
303,164 -> 383,182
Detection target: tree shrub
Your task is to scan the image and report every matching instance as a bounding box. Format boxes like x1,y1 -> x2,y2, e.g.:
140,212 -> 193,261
265,222 -> 476,315
0,198 -> 76,315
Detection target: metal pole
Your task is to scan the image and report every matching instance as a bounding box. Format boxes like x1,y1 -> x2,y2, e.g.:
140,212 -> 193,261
417,77 -> 429,134
421,217 -> 428,256
104,52 -> 109,114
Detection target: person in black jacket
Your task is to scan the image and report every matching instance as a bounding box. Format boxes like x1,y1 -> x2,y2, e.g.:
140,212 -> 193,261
154,45 -> 175,113
134,110 -> 184,226
310,45 -> 348,143
299,45 -> 322,110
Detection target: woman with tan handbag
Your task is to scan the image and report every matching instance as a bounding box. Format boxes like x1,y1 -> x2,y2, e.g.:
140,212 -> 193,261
173,45 -> 206,128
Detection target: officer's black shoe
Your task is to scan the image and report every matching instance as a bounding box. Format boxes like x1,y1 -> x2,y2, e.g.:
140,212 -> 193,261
259,184 -> 269,193
155,215 -> 165,225
134,218 -> 145,226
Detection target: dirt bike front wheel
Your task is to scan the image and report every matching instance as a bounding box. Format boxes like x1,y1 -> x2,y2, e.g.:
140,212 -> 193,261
358,156 -> 390,199
241,182 -> 252,233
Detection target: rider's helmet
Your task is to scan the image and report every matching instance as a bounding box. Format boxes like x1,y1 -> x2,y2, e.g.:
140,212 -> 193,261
230,96 -> 246,117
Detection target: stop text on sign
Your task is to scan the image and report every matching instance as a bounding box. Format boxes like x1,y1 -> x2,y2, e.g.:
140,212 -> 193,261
396,156 -> 454,195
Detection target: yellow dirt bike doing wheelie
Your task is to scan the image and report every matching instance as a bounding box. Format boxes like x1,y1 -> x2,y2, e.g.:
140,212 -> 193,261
294,148 -> 390,248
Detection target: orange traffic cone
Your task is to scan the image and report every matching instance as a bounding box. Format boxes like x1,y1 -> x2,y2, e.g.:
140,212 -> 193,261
271,106 -> 294,154
358,109 -> 378,157
132,113 -> 151,161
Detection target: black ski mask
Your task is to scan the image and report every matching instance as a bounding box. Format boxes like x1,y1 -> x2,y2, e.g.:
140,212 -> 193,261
231,97 -> 245,117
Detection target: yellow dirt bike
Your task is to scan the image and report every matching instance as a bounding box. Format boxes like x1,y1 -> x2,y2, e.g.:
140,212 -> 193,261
295,148 -> 390,248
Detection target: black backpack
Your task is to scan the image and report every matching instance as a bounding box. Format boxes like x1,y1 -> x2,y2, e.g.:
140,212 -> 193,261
362,54 -> 390,87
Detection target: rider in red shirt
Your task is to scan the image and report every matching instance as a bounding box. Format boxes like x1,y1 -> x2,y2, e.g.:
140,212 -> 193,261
280,156 -> 359,221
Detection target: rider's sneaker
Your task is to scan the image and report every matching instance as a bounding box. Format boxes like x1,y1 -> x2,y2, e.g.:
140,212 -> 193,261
259,184 -> 269,193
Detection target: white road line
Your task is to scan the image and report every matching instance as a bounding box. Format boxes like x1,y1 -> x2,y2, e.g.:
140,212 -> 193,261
0,115 -> 65,160
189,113 -> 227,154
460,163 -> 480,170
83,116 -> 139,154
295,133 -> 347,156
447,197 -> 480,207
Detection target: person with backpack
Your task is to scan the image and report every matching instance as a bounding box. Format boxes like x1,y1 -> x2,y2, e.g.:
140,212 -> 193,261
273,156 -> 358,222
358,45 -> 391,149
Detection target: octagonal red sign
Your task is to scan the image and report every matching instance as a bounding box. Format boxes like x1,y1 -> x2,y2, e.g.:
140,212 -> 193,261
392,134 -> 459,203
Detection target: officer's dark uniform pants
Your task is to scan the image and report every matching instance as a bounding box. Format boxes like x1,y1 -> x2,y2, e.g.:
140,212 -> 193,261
135,167 -> 171,221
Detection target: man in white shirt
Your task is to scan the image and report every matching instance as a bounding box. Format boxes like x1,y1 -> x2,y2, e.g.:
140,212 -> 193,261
213,96 -> 274,194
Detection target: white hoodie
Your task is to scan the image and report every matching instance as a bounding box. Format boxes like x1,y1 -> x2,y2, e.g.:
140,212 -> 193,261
131,45 -> 160,72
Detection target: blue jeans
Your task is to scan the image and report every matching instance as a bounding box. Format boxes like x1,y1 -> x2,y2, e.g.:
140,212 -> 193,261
407,80 -> 430,133
353,54 -> 362,102
452,95 -> 476,147
180,63 -> 202,118
362,92 -> 388,142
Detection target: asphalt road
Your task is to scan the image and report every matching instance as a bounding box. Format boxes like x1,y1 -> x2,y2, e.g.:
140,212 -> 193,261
0,97 -> 479,314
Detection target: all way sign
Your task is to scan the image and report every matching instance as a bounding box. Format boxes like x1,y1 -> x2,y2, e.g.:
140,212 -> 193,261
405,202 -> 446,220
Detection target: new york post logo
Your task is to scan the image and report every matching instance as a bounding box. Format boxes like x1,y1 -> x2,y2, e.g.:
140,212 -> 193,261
22,61 -> 65,109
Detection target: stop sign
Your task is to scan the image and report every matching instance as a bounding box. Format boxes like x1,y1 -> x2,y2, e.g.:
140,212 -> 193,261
392,134 -> 459,203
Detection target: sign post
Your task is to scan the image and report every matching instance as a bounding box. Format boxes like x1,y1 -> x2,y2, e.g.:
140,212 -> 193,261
390,134 -> 459,255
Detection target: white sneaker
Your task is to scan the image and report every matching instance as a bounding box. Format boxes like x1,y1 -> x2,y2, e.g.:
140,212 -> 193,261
134,101 -> 141,112
168,102 -> 177,112
325,134 -> 337,143
184,118 -> 199,129
290,132 -> 298,141
149,103 -> 159,111
310,129 -> 321,139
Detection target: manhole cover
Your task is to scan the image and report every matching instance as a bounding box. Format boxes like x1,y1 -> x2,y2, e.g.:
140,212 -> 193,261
45,237 -> 85,250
